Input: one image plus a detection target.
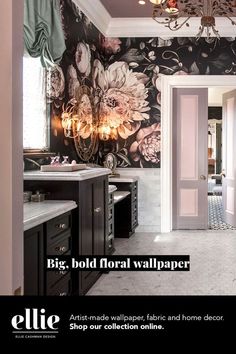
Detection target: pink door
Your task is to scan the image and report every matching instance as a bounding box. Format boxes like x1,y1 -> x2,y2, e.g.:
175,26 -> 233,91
222,90 -> 236,227
172,88 -> 208,230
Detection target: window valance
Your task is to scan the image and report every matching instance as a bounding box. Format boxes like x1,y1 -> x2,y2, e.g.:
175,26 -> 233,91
24,0 -> 66,68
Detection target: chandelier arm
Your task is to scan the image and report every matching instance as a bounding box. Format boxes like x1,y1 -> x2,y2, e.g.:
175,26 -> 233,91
151,0 -> 235,43
198,8 -> 204,17
211,26 -> 220,39
167,16 -> 192,31
195,26 -> 204,40
153,15 -> 192,29
223,13 -> 236,25
64,129 -> 79,139
183,5 -> 203,18
152,16 -> 179,25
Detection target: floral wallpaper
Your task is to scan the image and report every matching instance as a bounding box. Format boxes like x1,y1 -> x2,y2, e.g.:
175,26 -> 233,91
47,0 -> 236,168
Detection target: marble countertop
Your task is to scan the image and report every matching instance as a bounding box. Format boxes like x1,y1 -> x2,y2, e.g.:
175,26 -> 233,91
24,167 -> 111,181
24,200 -> 77,231
109,175 -> 139,183
108,185 -> 117,194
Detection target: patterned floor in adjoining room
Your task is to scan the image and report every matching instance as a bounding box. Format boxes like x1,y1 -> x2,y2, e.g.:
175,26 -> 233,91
208,195 -> 236,230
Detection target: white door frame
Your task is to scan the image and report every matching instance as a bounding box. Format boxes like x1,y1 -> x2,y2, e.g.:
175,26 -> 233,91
161,75 -> 236,233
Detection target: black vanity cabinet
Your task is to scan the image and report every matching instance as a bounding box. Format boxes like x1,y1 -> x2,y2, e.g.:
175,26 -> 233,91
111,180 -> 138,238
24,174 -> 108,295
45,211 -> 72,296
24,210 -> 73,296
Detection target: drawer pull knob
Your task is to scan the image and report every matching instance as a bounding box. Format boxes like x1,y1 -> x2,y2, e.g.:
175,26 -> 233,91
56,223 -> 67,229
94,207 -> 101,213
55,246 -> 66,252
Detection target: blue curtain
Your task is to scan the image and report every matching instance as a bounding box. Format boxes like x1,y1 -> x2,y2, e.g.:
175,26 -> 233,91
24,0 -> 66,68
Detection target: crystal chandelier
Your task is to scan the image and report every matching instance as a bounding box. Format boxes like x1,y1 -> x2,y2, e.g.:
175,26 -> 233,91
61,86 -> 98,161
149,0 -> 236,41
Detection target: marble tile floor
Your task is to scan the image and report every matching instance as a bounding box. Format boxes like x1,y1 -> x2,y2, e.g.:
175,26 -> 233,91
87,231 -> 236,296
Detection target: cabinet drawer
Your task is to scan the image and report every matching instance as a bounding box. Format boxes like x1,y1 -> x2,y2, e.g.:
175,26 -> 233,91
107,237 -> 115,255
47,231 -> 71,255
132,214 -> 138,228
132,202 -> 137,214
108,220 -> 113,235
108,193 -> 113,205
46,213 -> 71,241
108,205 -> 113,220
47,272 -> 71,296
131,183 -> 138,201
131,191 -> 137,202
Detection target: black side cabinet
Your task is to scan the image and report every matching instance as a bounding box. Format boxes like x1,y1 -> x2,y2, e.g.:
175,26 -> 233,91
107,192 -> 115,255
79,177 -> 108,295
111,181 -> 138,238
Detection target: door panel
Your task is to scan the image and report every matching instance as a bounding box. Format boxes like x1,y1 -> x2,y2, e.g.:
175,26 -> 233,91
173,88 -> 208,230
222,90 -> 236,226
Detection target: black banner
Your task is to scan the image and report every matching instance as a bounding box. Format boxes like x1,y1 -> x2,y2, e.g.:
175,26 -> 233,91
0,296 -> 234,343
46,255 -> 190,272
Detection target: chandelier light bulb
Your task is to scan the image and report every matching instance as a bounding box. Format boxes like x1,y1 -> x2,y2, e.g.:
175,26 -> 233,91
165,7 -> 179,14
149,0 -> 166,5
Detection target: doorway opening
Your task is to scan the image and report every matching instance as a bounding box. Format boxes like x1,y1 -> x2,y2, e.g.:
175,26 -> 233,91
207,88 -> 236,230
161,76 -> 236,233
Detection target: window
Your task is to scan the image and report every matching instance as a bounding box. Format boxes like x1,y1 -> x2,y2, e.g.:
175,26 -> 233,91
23,56 -> 49,150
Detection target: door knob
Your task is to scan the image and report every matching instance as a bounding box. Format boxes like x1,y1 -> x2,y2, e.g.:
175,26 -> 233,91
200,175 -> 206,180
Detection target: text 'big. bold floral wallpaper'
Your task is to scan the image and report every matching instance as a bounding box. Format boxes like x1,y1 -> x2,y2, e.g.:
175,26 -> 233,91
47,0 -> 236,168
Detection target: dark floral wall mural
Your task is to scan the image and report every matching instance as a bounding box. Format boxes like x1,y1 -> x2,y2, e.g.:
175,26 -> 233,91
47,0 -> 236,168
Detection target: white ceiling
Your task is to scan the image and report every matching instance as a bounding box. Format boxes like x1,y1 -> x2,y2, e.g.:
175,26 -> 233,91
100,0 -> 155,18
100,0 -> 227,18
74,0 -> 236,38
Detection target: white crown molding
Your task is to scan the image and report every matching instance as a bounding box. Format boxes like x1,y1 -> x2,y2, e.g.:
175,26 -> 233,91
72,1 -> 236,38
72,0 -> 111,36
107,17 -> 236,38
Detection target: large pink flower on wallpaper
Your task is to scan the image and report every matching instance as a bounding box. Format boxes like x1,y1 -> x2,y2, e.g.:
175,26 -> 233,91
130,123 -> 161,165
93,60 -> 150,139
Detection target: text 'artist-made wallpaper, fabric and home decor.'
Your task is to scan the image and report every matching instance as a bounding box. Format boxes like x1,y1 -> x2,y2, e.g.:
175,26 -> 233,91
47,0 -> 236,168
